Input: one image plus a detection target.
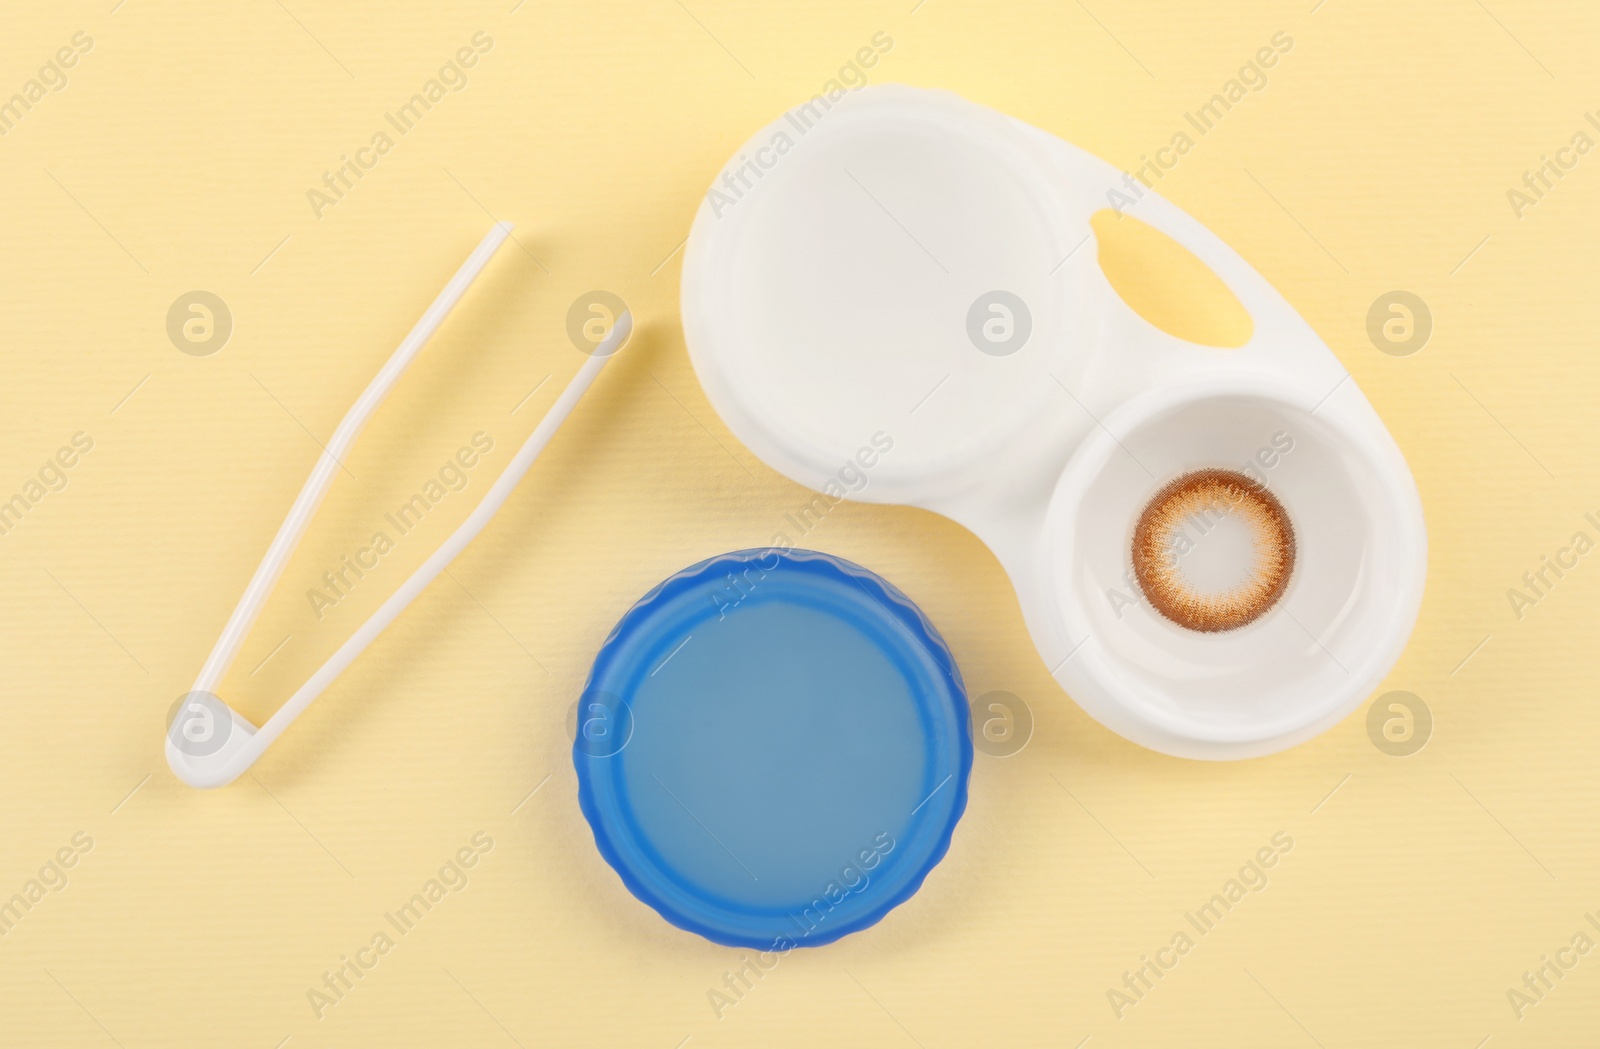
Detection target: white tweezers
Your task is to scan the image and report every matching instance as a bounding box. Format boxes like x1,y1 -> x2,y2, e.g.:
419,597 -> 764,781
166,223 -> 630,788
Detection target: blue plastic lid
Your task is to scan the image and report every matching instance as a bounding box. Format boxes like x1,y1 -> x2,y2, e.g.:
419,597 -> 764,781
574,548 -> 971,949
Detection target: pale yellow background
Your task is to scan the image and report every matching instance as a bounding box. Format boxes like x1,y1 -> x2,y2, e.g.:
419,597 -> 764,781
1,0 -> 1596,1045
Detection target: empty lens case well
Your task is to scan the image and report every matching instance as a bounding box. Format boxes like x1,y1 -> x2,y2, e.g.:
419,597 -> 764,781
682,85 -> 1427,759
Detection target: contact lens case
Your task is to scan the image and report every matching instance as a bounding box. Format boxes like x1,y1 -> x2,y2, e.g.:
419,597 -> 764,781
681,85 -> 1426,759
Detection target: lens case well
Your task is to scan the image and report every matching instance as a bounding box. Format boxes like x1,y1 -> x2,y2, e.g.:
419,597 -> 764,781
681,85 -> 1426,759
574,549 -> 971,948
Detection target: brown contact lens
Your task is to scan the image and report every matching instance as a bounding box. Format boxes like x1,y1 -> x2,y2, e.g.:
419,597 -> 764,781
1131,469 -> 1295,633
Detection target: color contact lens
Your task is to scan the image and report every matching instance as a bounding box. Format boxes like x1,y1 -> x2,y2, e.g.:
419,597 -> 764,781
1130,469 -> 1296,633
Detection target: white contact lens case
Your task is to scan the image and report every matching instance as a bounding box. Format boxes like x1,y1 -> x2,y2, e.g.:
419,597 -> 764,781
680,85 -> 1426,759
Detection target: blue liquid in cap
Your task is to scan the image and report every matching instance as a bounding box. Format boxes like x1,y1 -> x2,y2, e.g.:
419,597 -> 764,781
575,549 -> 970,948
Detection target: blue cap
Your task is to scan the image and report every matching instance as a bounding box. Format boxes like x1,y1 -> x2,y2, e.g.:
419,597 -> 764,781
574,548 -> 971,949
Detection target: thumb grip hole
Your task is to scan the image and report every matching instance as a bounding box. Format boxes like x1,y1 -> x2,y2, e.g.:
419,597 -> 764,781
1091,209 -> 1253,349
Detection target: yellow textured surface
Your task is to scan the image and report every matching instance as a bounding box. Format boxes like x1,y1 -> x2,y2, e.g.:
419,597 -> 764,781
1,1 -> 1596,1046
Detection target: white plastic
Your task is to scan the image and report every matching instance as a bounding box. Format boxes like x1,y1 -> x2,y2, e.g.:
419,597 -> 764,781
168,224 -> 633,787
681,85 -> 1426,759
